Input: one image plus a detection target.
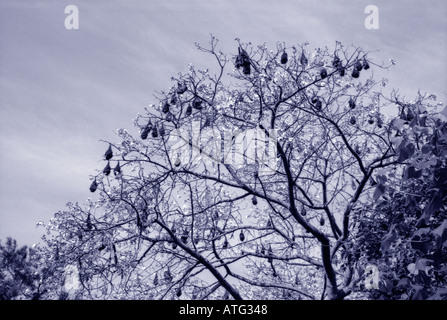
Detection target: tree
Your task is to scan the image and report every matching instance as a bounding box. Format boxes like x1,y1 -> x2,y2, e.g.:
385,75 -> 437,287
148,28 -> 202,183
0,237 -> 59,300
352,96 -> 447,299
43,37 -> 445,300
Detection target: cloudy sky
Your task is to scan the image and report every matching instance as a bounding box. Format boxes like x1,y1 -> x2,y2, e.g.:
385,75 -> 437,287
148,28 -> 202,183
0,0 -> 446,246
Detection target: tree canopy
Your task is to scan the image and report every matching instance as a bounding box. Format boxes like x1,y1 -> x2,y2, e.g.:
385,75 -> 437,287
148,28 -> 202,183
34,38 -> 447,300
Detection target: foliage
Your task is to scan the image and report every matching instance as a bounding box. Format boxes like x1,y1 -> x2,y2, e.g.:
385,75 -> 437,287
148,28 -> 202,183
352,96 -> 447,299
0,237 -> 60,300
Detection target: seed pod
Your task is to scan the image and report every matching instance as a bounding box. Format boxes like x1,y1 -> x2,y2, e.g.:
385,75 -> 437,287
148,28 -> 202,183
363,59 -> 370,70
176,288 -> 182,297
350,116 -> 356,125
223,239 -> 228,249
174,157 -> 181,167
185,105 -> 192,116
280,51 -> 288,64
89,179 -> 98,192
260,245 -> 265,255
172,242 -> 177,250
252,195 -> 258,205
194,237 -> 200,245
153,273 -> 158,286
320,216 -> 325,226
349,98 -> 356,109
103,161 -> 111,176
181,235 -> 188,244
320,67 -> 327,79
239,231 -> 245,242
300,52 -> 308,66
352,68 -> 360,78
355,60 -> 363,71
104,144 -> 113,160
177,82 -> 187,95
162,101 -> 170,114
192,97 -> 203,110
338,65 -> 345,76
377,117 -> 383,128
314,100 -> 322,110
170,94 -> 177,105
368,117 -> 374,125
113,161 -> 121,176
98,244 -> 106,251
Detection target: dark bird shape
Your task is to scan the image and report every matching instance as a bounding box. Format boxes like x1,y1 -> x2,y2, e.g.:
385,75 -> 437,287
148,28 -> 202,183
104,144 -> 113,160
355,60 -> 363,71
363,59 -> 370,70
192,97 -> 203,110
280,51 -> 288,64
242,64 -> 251,75
352,68 -> 360,78
159,124 -> 165,136
332,55 -> 340,68
338,65 -> 345,76
103,161 -> 111,175
89,179 -> 98,192
252,195 -> 258,205
320,67 -> 327,79
113,161 -> 121,176
141,125 -> 151,140
177,82 -> 187,95
311,97 -> 322,110
151,126 -> 158,138
301,207 -> 307,216
300,51 -> 308,66
162,101 -> 170,114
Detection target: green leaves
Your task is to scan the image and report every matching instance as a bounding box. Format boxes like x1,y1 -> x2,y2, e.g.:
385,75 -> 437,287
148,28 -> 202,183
397,141 -> 415,162
380,228 -> 397,255
373,182 -> 387,201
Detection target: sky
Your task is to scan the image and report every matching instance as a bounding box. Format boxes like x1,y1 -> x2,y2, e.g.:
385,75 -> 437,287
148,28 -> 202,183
0,0 -> 446,247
